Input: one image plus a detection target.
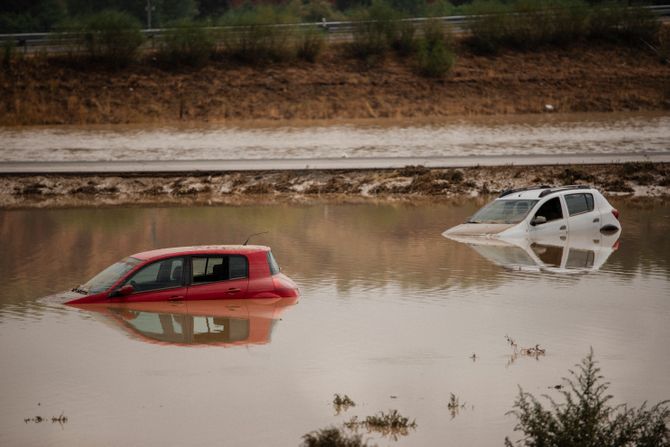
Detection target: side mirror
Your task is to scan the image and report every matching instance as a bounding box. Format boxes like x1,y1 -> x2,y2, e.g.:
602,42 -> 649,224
119,284 -> 135,296
531,215 -> 547,226
109,284 -> 135,298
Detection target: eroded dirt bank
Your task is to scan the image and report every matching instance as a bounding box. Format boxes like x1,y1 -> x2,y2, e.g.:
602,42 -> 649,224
1,163 -> 668,208
1,43 -> 669,126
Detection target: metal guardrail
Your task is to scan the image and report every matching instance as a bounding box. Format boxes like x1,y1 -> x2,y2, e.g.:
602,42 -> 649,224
1,4 -> 669,51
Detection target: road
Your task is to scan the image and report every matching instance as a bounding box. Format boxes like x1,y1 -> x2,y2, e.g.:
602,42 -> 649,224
1,153 -> 668,174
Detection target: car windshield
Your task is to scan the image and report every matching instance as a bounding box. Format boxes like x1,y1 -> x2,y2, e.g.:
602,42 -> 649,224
468,199 -> 539,224
81,257 -> 141,294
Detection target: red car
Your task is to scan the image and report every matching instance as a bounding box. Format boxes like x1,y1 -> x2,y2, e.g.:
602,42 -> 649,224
66,245 -> 299,304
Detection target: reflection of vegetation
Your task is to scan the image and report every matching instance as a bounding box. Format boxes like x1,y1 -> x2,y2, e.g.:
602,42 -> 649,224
333,394 -> 356,414
345,409 -> 417,439
506,335 -> 546,367
301,427 -> 369,447
448,393 -> 467,419
505,350 -> 670,447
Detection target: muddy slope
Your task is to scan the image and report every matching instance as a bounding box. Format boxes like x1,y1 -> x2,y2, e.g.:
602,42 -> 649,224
1,163 -> 668,208
1,43 -> 669,126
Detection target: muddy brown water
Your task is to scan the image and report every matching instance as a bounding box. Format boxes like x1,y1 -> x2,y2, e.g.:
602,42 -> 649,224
0,199 -> 669,446
1,112 -> 669,162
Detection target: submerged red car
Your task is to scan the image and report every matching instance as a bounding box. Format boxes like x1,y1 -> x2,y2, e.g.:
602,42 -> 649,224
66,245 -> 299,304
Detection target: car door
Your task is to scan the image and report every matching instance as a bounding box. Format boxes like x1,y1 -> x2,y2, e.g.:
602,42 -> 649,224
564,192 -> 600,233
186,255 -> 250,300
118,256 -> 187,303
528,196 -> 568,240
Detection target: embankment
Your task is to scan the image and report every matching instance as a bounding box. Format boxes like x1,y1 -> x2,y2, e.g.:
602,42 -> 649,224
1,42 -> 669,126
1,163 -> 668,208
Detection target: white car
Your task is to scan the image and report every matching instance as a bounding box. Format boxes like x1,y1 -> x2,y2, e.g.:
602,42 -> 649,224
443,185 -> 621,240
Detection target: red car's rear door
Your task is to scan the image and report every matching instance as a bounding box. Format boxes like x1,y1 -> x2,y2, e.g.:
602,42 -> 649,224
186,255 -> 250,300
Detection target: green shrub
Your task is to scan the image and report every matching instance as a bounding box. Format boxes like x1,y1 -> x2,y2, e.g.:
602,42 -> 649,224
659,25 -> 670,63
296,27 -> 326,62
2,39 -> 14,69
416,19 -> 455,77
393,20 -> 417,56
505,350 -> 670,447
158,20 -> 214,67
220,6 -> 297,63
67,11 -> 144,67
589,2 -> 659,43
350,0 -> 401,59
464,0 -> 511,54
465,0 -> 661,53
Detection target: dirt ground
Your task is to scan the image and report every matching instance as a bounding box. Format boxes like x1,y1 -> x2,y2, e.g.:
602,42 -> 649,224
1,42 -> 669,126
1,162 -> 668,208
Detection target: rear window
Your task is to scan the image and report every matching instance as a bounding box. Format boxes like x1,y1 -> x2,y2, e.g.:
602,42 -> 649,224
192,255 -> 248,284
267,251 -> 280,275
565,193 -> 594,216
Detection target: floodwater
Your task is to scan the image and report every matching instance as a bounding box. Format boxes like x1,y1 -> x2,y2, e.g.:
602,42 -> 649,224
1,199 -> 669,446
1,112 -> 669,162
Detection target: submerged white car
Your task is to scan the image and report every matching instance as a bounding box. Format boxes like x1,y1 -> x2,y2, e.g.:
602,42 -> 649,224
443,185 -> 621,240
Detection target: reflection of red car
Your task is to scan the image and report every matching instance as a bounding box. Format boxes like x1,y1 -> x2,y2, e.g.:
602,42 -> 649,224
70,298 -> 298,347
66,245 -> 299,304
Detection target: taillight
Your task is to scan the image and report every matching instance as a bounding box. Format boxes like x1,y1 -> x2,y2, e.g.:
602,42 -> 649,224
611,208 -> 620,220
612,240 -> 620,251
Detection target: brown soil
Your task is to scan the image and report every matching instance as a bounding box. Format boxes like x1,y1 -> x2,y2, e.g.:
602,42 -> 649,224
2,162 -> 668,208
1,42 -> 669,125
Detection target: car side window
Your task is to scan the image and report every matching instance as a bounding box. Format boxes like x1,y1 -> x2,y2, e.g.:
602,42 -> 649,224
192,255 -> 248,284
534,197 -> 563,222
565,193 -> 595,216
125,257 -> 184,292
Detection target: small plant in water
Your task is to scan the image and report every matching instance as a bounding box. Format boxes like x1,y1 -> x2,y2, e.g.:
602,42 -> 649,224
346,409 -> 417,440
333,394 -> 356,414
505,349 -> 670,447
447,393 -> 468,419
301,427 -> 369,447
506,335 -> 546,366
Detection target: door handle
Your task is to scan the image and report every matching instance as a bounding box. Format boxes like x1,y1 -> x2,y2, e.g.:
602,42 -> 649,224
169,295 -> 184,301
560,225 -> 567,230
593,218 -> 600,223
227,288 -> 241,293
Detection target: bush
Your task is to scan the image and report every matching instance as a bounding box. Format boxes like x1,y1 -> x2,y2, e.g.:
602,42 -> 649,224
157,20 -> 214,67
2,39 -> 14,69
350,0 -> 401,59
296,27 -> 325,62
505,350 -> 670,447
464,0 -> 511,54
393,20 -> 417,56
589,2 -> 660,43
465,0 -> 661,53
416,19 -> 455,77
63,11 -> 144,67
220,6 -> 297,63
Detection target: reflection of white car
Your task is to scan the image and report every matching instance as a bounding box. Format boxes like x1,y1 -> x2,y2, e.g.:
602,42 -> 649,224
443,186 -> 621,240
446,228 -> 621,274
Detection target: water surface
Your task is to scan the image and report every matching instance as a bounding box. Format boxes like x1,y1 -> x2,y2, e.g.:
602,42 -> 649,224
1,199 -> 669,446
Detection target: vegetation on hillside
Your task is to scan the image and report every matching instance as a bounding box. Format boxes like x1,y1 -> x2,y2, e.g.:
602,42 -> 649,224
0,1 -> 665,78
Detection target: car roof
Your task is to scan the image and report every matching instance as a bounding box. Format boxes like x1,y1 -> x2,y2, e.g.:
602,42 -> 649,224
130,245 -> 270,261
498,185 -> 597,200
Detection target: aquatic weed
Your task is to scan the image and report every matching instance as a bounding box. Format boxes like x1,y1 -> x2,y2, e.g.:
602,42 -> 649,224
333,394 -> 356,414
346,409 -> 417,439
301,427 -> 369,447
